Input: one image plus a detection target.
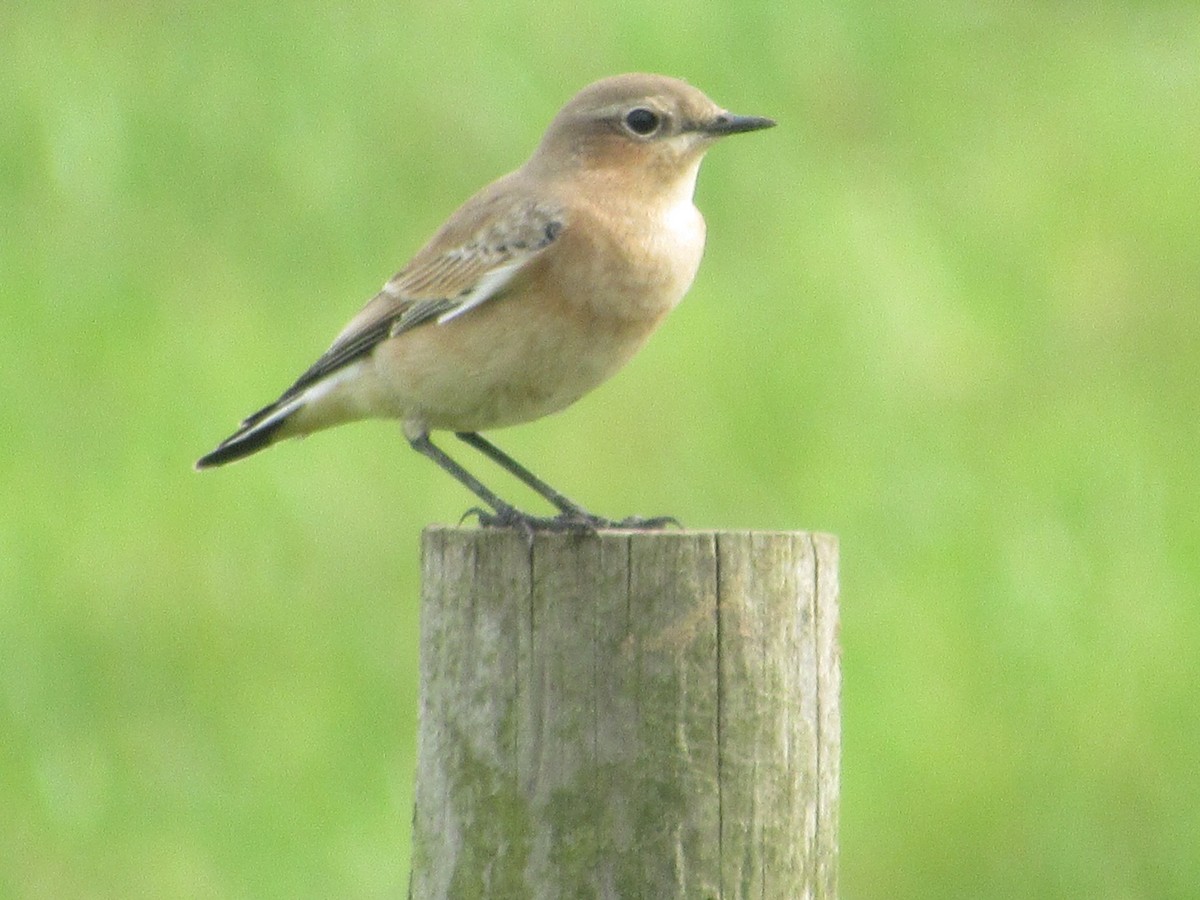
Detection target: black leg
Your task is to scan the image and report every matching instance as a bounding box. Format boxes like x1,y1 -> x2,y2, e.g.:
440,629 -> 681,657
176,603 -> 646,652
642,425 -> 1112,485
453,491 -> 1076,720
452,431 -> 681,532
408,432 -> 601,534
454,431 -> 591,516
407,432 -> 517,519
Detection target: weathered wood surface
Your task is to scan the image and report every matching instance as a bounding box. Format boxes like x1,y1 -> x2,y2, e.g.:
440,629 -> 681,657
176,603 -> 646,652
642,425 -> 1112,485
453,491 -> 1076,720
411,527 -> 840,900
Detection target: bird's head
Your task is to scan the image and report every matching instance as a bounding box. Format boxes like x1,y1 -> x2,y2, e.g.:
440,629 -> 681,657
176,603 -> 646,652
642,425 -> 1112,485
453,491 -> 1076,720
526,73 -> 775,192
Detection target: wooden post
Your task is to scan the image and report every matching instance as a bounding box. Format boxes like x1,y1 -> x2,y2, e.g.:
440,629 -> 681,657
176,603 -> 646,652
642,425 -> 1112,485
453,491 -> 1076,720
411,527 -> 840,899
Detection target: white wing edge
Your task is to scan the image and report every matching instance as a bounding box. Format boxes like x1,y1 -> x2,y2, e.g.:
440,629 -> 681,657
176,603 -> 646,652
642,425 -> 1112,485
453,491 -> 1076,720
436,258 -> 527,324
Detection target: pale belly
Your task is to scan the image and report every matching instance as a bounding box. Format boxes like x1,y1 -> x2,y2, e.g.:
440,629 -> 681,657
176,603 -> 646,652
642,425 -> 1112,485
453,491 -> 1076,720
371,270 -> 679,433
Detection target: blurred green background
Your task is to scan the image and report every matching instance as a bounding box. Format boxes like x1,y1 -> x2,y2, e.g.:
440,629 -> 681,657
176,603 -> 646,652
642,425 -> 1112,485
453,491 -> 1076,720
3,1 -> 1198,897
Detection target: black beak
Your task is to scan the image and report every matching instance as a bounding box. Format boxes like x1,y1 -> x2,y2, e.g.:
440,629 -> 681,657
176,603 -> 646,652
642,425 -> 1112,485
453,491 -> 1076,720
701,112 -> 777,136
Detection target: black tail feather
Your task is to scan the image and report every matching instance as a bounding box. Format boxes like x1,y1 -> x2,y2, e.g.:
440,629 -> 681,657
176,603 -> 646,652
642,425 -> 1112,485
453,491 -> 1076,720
195,408 -> 296,470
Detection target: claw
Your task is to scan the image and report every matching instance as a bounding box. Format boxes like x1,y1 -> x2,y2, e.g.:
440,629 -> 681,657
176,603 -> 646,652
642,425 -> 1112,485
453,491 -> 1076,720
458,506 -> 491,526
612,514 -> 681,530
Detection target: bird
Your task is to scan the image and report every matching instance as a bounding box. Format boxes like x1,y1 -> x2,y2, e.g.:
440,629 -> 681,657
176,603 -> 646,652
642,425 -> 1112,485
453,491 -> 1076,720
195,73 -> 775,531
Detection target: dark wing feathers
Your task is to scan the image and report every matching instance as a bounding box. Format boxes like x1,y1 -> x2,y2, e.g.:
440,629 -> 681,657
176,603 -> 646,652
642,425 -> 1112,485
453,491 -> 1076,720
254,202 -> 565,417
198,194 -> 565,467
240,296 -> 456,429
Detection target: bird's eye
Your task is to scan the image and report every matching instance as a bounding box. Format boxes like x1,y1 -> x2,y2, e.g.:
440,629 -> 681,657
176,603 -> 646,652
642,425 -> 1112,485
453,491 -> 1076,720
623,107 -> 661,136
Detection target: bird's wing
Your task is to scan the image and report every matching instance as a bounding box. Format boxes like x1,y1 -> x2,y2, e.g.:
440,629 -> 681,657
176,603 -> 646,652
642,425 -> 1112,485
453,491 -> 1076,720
239,194 -> 565,429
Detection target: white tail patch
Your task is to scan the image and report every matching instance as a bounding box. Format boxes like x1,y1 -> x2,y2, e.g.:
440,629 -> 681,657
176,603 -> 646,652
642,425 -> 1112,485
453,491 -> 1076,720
260,361 -> 367,435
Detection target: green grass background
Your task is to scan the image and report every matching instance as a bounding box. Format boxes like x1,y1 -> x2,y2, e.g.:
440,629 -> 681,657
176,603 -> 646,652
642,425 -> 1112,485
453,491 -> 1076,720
3,2 -> 1198,897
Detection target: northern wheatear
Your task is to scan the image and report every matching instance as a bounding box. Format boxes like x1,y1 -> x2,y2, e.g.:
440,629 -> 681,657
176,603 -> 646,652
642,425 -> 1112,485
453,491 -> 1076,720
196,73 -> 774,530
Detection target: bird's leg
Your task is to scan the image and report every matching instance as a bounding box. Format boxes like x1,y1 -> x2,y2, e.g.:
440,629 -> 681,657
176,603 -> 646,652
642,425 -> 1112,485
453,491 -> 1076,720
408,432 -> 530,528
454,431 -> 592,517
409,432 -> 591,533
454,431 -> 680,531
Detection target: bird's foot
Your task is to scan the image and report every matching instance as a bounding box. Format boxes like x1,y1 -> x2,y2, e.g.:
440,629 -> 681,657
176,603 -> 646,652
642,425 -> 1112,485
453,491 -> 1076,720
460,505 -> 681,535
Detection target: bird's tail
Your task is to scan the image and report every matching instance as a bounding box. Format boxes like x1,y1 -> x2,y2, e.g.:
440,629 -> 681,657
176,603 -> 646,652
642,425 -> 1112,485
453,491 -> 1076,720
194,401 -> 300,470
